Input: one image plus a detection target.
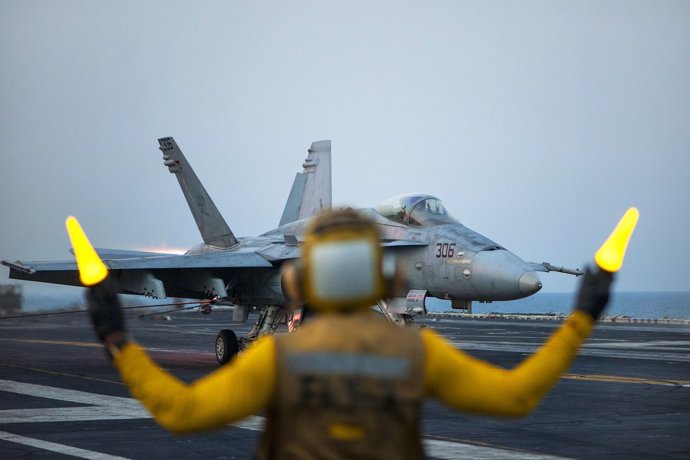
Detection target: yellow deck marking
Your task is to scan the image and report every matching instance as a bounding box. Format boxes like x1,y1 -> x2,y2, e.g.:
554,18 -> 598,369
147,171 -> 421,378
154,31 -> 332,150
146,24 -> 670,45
5,338 -> 686,387
0,363 -> 125,386
4,339 -> 102,348
564,373 -> 690,386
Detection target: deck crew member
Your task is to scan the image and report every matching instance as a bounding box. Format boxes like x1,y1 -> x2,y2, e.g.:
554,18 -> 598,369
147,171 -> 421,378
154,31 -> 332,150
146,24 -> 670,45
69,207 -> 638,459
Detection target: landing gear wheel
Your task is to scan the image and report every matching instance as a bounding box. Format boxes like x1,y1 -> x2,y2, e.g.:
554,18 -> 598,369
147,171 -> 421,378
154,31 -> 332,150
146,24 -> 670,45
215,329 -> 239,365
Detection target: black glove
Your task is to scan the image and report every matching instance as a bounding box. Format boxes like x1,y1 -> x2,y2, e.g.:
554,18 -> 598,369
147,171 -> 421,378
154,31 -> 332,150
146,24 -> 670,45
573,265 -> 614,320
86,275 -> 125,342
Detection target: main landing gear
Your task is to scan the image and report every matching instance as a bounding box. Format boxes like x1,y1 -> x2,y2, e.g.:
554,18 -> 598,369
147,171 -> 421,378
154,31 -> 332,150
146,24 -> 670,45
214,305 -> 286,365
215,329 -> 239,365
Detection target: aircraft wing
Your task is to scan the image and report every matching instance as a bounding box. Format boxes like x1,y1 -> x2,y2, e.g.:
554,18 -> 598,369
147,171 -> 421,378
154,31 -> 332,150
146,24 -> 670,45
2,248 -> 274,298
2,258 -> 82,288
4,249 -> 271,273
104,251 -> 272,270
3,259 -> 77,275
92,248 -> 173,259
528,262 -> 583,276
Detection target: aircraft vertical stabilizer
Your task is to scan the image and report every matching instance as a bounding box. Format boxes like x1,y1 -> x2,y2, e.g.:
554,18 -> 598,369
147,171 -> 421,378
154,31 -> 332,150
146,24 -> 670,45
279,140 -> 332,226
158,137 -> 238,249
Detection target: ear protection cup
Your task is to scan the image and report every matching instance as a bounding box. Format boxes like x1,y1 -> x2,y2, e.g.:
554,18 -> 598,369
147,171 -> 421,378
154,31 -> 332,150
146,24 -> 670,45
281,209 -> 405,312
280,260 -> 305,306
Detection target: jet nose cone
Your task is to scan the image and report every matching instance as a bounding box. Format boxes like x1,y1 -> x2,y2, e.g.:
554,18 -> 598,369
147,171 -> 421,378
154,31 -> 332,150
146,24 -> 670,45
519,271 -> 543,295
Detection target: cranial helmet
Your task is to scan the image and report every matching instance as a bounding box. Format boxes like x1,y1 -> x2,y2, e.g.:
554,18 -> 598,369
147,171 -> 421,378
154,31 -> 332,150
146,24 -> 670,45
281,209 -> 399,312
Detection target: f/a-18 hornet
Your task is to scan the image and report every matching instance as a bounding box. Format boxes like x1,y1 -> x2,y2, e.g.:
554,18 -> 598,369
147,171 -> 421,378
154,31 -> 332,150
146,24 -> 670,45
2,138 -> 581,363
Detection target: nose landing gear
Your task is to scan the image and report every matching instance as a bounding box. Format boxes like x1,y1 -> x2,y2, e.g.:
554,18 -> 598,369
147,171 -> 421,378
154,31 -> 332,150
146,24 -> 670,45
214,305 -> 285,365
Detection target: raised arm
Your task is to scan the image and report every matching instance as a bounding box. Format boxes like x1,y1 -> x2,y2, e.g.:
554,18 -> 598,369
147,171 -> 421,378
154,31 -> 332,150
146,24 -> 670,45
113,336 -> 276,433
422,310 -> 592,416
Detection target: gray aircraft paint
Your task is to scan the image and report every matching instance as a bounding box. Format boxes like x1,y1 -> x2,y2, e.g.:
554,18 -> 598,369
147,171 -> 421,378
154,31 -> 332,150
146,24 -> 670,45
280,140 -> 332,227
2,139 -> 579,324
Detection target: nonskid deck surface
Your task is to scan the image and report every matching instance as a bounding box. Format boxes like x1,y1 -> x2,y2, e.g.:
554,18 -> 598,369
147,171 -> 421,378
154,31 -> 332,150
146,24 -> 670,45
1,312 -> 688,459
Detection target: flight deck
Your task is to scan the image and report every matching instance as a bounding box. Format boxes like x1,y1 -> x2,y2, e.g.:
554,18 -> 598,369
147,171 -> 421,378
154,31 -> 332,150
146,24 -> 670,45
1,311 -> 688,459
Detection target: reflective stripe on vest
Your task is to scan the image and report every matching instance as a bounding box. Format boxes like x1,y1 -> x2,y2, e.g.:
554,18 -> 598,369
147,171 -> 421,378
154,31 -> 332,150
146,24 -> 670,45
286,352 -> 410,378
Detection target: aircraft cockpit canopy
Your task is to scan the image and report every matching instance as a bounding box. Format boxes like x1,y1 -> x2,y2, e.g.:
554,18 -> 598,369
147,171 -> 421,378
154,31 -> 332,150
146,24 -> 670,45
374,194 -> 459,227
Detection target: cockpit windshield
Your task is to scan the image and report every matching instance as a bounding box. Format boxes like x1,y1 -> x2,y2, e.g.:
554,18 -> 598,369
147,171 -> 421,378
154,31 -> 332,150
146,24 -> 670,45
374,194 -> 459,227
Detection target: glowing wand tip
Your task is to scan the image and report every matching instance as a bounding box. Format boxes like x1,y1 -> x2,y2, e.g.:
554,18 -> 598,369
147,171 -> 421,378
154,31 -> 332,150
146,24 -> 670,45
65,216 -> 109,286
594,207 -> 639,273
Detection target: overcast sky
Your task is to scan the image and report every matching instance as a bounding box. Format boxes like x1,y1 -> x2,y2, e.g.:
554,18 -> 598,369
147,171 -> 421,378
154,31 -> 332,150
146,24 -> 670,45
1,1 -> 688,294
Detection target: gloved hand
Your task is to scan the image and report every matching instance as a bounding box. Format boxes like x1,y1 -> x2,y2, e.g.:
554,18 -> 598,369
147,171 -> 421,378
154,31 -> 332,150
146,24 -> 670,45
573,265 -> 614,320
86,275 -> 125,342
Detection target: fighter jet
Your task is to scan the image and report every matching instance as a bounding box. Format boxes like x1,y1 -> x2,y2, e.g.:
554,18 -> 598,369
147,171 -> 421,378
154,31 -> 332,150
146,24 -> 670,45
2,138 -> 581,363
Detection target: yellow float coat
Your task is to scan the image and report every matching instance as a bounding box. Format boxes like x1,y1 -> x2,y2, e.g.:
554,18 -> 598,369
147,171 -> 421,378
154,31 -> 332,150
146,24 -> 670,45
114,310 -> 593,433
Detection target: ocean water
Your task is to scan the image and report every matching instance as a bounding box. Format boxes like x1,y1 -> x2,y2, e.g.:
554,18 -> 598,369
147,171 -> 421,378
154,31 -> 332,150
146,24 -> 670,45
9,284 -> 690,319
427,291 -> 690,319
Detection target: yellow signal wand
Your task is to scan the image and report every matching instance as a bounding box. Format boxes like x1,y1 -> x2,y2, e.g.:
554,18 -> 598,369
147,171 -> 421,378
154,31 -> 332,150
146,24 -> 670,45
594,207 -> 639,273
65,216 -> 109,286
